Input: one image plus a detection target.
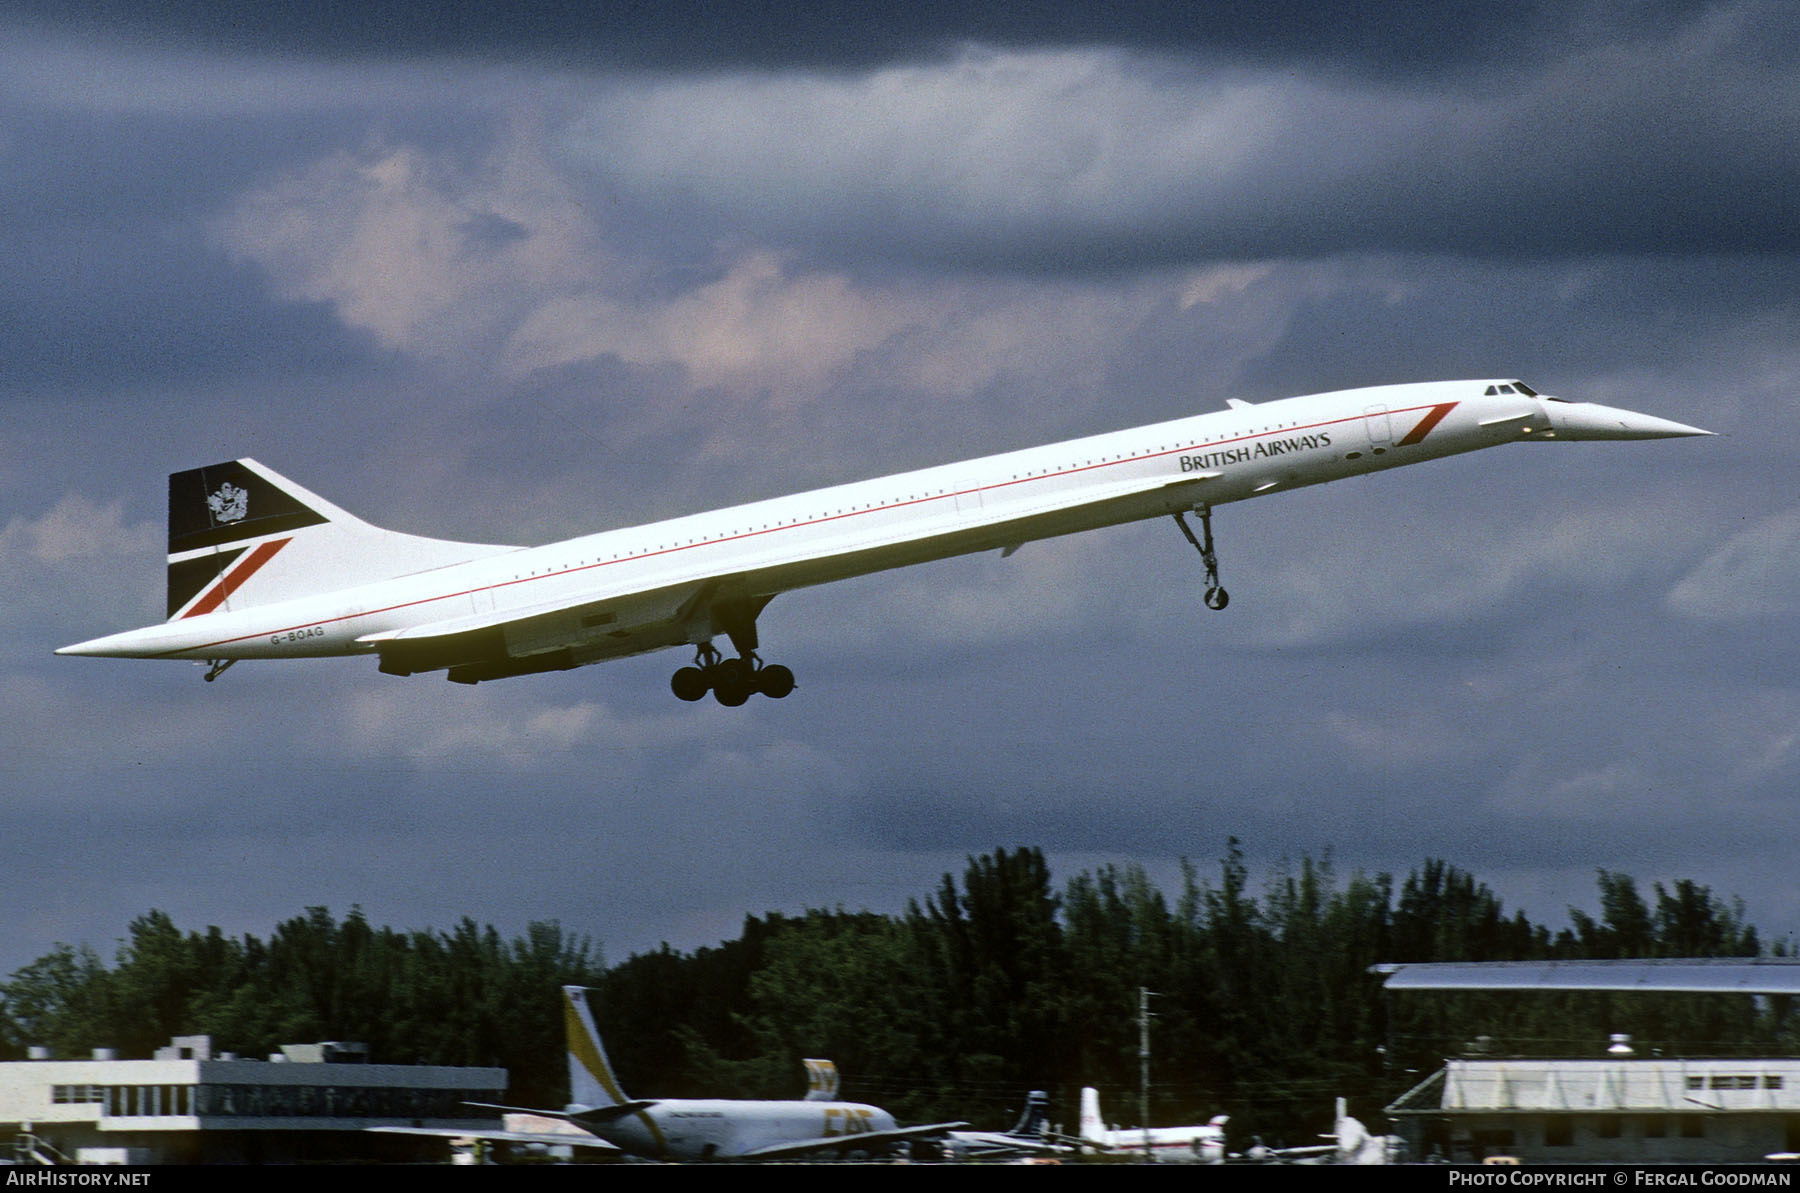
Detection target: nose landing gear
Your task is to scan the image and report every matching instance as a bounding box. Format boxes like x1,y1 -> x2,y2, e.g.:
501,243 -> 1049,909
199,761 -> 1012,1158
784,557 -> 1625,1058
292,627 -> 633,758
1173,504 -> 1229,610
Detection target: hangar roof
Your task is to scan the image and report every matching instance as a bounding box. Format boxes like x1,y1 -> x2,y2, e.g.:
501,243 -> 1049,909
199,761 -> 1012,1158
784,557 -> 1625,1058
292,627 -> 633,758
1372,959 -> 1800,995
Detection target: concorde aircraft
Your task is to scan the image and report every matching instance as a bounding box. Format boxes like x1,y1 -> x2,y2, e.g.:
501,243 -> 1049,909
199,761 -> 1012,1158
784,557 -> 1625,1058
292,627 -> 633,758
57,380 -> 1708,702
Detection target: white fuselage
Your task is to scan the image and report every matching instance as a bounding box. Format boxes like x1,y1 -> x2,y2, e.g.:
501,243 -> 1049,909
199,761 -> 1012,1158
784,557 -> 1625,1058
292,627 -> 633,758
59,379 -> 1700,668
1092,1124 -> 1228,1162
1079,1085 -> 1229,1163
591,1099 -> 897,1161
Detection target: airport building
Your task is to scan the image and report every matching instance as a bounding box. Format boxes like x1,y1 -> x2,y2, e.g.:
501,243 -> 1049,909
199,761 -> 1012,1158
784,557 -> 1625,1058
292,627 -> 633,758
1387,1055 -> 1800,1163
1373,960 -> 1800,1164
1,1035 -> 505,1164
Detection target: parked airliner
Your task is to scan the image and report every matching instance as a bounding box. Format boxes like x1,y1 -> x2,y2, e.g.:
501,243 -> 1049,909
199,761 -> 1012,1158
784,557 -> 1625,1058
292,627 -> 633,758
57,380 -> 1707,702
1249,1098 -> 1402,1165
940,1090 -> 1069,1159
474,986 -> 964,1161
1076,1085 -> 1229,1163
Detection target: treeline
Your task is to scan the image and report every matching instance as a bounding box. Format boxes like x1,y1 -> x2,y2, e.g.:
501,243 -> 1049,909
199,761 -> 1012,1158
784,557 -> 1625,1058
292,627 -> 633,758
590,846 -> 1782,1141
0,845 -> 1788,1143
0,908 -> 604,1106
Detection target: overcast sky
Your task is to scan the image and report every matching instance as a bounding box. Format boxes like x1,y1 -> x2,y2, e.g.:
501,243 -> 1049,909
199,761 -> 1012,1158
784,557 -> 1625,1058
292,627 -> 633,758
4,1 -> 1798,980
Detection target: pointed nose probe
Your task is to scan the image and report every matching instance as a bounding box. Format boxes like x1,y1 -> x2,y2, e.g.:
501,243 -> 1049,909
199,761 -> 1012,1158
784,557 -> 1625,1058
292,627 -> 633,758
1540,400 -> 1713,440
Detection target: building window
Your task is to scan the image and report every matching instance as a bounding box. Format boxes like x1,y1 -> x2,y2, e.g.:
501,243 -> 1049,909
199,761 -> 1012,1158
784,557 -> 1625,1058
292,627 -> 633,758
1681,1118 -> 1706,1140
1545,1120 -> 1573,1147
186,1082 -> 498,1119
51,1085 -> 102,1105
1598,1117 -> 1622,1140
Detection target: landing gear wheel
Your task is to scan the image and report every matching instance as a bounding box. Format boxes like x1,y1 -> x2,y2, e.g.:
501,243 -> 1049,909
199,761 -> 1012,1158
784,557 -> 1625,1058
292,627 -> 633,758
712,658 -> 753,706
755,664 -> 795,699
671,666 -> 709,702
671,638 -> 797,705
1174,504 -> 1231,610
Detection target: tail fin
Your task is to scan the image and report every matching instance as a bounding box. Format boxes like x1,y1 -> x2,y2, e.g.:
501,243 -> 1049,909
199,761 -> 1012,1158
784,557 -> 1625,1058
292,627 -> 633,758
1079,1086 -> 1106,1142
1011,1089 -> 1049,1137
1333,1097 -> 1372,1161
563,986 -> 629,1111
802,1059 -> 840,1101
165,459 -> 515,620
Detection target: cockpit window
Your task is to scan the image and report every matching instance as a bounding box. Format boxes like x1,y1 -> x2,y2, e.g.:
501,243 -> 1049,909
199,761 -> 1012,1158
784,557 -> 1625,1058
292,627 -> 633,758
1486,381 -> 1541,397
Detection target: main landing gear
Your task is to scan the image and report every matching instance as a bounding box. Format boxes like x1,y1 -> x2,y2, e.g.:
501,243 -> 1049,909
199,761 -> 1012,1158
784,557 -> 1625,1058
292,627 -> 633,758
670,643 -> 796,706
1173,503 -> 1230,610
669,595 -> 794,706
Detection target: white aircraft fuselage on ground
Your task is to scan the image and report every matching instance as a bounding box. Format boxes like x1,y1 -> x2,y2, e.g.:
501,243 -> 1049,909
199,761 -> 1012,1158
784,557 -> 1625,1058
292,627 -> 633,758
476,986 -> 963,1161
1077,1085 -> 1229,1163
57,379 -> 1709,701
568,1097 -> 905,1161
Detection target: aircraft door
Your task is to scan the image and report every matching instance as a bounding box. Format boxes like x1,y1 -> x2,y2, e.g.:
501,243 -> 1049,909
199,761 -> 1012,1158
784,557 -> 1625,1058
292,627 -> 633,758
954,480 -> 984,517
1363,404 -> 1393,449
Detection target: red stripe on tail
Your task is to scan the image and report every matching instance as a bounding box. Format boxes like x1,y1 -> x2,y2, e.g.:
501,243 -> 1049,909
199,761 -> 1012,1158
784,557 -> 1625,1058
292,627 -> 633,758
182,538 -> 291,618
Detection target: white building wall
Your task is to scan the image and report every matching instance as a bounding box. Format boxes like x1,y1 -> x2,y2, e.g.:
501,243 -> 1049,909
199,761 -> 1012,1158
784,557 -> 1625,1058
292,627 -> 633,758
1,1050 -> 507,1164
0,1059 -> 199,1125
1395,1058 -> 1800,1164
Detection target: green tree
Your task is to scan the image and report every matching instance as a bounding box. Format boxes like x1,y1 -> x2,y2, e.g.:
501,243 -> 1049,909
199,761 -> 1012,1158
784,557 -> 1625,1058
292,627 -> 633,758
905,847 -> 1065,1105
0,943 -> 114,1059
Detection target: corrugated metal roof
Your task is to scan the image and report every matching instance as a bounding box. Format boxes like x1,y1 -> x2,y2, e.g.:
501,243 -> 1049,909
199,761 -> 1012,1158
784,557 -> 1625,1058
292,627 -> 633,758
1371,960 -> 1800,994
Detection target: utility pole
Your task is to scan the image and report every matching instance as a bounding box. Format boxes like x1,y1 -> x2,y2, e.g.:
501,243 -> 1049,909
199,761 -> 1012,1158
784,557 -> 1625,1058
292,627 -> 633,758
1139,986 -> 1154,1162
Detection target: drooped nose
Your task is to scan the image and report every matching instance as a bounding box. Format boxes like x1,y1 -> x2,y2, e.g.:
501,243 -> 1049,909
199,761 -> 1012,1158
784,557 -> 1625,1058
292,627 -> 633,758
1540,401 -> 1713,440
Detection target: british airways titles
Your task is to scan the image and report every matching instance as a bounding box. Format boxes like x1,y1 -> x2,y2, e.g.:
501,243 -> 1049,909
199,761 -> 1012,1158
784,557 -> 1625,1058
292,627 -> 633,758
1180,431 -> 1334,472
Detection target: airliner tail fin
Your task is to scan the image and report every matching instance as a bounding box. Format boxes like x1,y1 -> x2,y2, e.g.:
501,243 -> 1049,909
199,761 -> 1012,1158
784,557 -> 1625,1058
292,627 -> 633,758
165,459 -> 514,620
564,986 -> 629,1111
1079,1086 -> 1105,1143
802,1059 -> 840,1101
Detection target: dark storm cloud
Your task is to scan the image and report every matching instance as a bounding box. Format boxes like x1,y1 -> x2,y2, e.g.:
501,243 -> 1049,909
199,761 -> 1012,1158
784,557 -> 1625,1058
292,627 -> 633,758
458,211 -> 532,251
0,104 -> 423,391
566,25 -> 1800,276
813,556 -> 1792,878
1230,255 -> 1800,401
12,0 -> 1739,76
0,231 -> 375,391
